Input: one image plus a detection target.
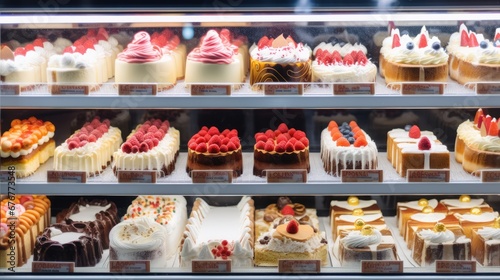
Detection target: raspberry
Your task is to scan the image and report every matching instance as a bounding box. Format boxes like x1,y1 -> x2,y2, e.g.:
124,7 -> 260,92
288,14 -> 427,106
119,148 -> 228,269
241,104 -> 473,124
276,134 -> 288,144
220,144 -> 228,153
208,135 -> 222,147
201,126 -> 209,131
328,121 -> 338,130
265,129 -> 275,139
409,125 -> 421,139
195,137 -> 206,144
299,137 -> 309,147
336,137 -> 351,147
87,134 -> 97,142
230,137 -> 240,147
221,240 -> 228,246
255,134 -> 268,143
294,141 -> 305,151
354,137 -> 368,147
288,137 -> 297,145
208,144 -> 220,153
211,248 -> 217,255
274,130 -> 282,137
222,137 -> 230,145
188,142 -> 197,150
255,141 -> 266,150
98,124 -> 108,133
418,136 -> 432,150
221,129 -> 230,136
79,134 -> 89,141
128,136 -> 140,147
288,128 -> 296,137
195,143 -> 207,153
143,133 -> 154,141
204,134 -> 211,142
293,130 -> 306,140
331,131 -> 343,141
148,126 -> 158,133
140,142 -> 149,153
227,141 -> 237,151
159,125 -> 169,133
227,129 -> 238,138
135,133 -> 144,143
198,130 -> 208,137
208,126 -> 220,136
264,140 -> 275,152
286,220 -> 299,234
68,141 -> 79,150
285,141 -> 294,152
275,141 -> 286,153
102,119 -> 110,126
144,139 -> 154,149
152,138 -> 159,146
281,205 -> 294,215
79,140 -> 88,147
85,125 -> 94,132
277,123 -> 289,133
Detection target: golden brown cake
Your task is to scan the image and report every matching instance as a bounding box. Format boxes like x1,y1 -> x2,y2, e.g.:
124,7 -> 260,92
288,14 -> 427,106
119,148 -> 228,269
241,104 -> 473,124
387,126 -> 438,168
332,210 -> 386,241
330,196 -> 381,227
396,198 -> 448,236
441,195 -> 493,215
395,135 -> 449,177
405,210 -> 460,249
471,218 -> 500,266
455,208 -> 499,238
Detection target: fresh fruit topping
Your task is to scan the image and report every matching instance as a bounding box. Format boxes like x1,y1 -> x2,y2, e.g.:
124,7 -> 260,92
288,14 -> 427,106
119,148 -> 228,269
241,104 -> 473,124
299,137 -> 309,147
354,130 -> 365,139
208,144 -> 220,153
293,130 -> 306,140
353,137 -> 368,147
460,29 -> 470,47
288,128 -> 297,136
357,52 -> 368,65
392,33 -> 401,48
478,115 -> 484,129
24,44 -> 35,52
484,115 -> 492,131
406,41 -> 414,50
265,129 -> 275,139
274,129 -> 282,137
188,142 -> 197,150
208,135 -> 222,147
275,141 -> 286,153
68,141 -> 79,150
208,126 -> 220,136
195,137 -> 206,144
281,205 -> 295,215
331,131 -> 343,141
293,140 -> 305,150
227,141 -> 237,151
255,141 -> 266,150
409,125 -> 421,139
286,220 -> 299,234
336,137 -> 351,147
195,143 -> 207,153
285,141 -> 295,152
140,142 -> 149,153
276,134 -> 288,144
221,129 -> 230,136
418,35 -> 428,48
230,137 -> 240,148
198,129 -> 208,137
255,132 -> 266,142
432,42 -> 441,50
257,36 -> 270,49
343,54 -> 354,65
220,144 -> 228,153
469,32 -> 479,47
222,137 -> 230,145
87,134 -> 97,142
221,240 -> 228,246
349,121 -> 358,129
488,118 -> 499,136
480,40 -> 488,49
14,47 -> 26,56
278,123 -> 289,133
131,146 -> 139,153
418,136 -> 432,150
201,126 -> 209,131
328,121 -> 338,130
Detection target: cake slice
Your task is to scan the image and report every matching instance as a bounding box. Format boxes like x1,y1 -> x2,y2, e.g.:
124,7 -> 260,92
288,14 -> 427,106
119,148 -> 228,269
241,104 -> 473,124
395,136 -> 449,177
387,126 -> 438,168
333,211 -> 386,242
455,208 -> 498,238
471,218 -> 500,266
330,196 -> 381,227
441,195 -> 493,215
396,198 -> 448,236
405,210 -> 460,249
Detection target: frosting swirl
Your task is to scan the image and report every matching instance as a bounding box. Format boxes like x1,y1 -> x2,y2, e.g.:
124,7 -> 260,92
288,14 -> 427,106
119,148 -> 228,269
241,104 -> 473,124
188,30 -> 234,64
478,227 -> 500,240
117,32 -> 162,63
341,228 -> 382,248
419,229 -> 455,243
109,216 -> 167,251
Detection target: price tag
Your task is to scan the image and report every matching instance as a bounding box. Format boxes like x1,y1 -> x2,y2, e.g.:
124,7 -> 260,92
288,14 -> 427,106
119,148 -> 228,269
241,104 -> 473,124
333,83 -> 374,95
118,84 -> 157,95
32,262 -> 75,273
0,171 -> 13,182
191,85 -> 231,95
117,171 -> 157,183
191,170 -> 233,183
407,169 -> 450,182
401,83 -> 444,95
361,260 -> 403,273
341,170 -> 383,182
266,169 -> 307,183
0,84 -> 20,95
264,84 -> 303,95
481,170 -> 500,182
278,260 -> 320,274
47,171 -> 86,183
109,260 -> 150,273
51,85 -> 89,95
476,83 -> 500,94
192,260 -> 231,273
436,260 -> 476,273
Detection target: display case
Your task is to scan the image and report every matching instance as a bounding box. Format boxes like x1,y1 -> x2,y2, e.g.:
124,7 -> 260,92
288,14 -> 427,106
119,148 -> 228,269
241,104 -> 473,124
1,2 -> 500,279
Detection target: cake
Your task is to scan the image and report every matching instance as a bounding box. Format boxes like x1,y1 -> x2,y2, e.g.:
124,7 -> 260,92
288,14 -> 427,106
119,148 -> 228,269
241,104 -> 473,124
441,195 -> 493,215
180,197 -> 254,267
186,126 -> 242,177
53,117 -> 122,176
1,45 -> 46,91
412,222 -> 471,267
404,210 -> 461,249
320,120 -> 378,176
332,210 -> 387,242
447,24 -> 500,85
71,32 -> 109,84
0,117 -> 55,178
184,30 -> 241,87
455,208 -> 499,238
151,29 -> 186,80
387,126 -> 438,168
253,123 -> 310,177
34,222 -> 103,267
380,26 -> 448,87
396,198 -> 448,236
330,196 -> 381,227
250,34 -> 312,88
56,198 -> 118,249
113,119 -> 180,177
471,217 -> 500,266
455,108 -> 500,175
115,31 -> 177,91
312,42 -> 377,83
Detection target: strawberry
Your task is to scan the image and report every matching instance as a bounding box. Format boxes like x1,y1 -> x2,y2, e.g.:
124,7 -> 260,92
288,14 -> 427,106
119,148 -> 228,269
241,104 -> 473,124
195,143 -> 207,153
488,118 -> 498,136
276,134 -> 288,144
478,115 -> 484,129
343,54 -> 354,65
222,137 -> 230,145
496,30 -> 500,41
409,125 -> 421,139
227,141 -> 237,151
264,140 -> 275,152
63,46 -> 74,53
332,51 -> 342,64
221,129 -> 230,136
299,137 -> 309,147
14,47 -> 26,56
288,128 -> 297,137
484,115 -> 492,131
83,40 -> 95,50
68,141 -> 79,150
328,121 -> 338,130
230,137 -> 240,147
87,134 -> 97,142
267,38 -> 274,47
293,130 -> 306,140
352,126 -> 361,134
350,50 -> 359,61
208,144 -> 220,153
208,126 -> 220,136
294,141 -> 306,151
140,142 -> 149,153
354,137 -> 368,147
257,36 -> 270,49
315,48 -> 324,59
275,141 -> 286,153
19,196 -> 33,205
349,121 -> 358,129
474,108 -> 484,124
24,44 -> 35,52
208,135 -> 222,147
288,137 -> 297,145
460,29 -> 470,47
188,142 -> 197,150
285,141 -> 294,152
33,38 -> 44,47
331,131 -> 343,141
418,34 -> 428,48
354,130 -> 365,139
336,137 -> 351,147
286,220 -> 299,234
392,33 -> 401,48
75,45 -> 86,54
323,54 -> 333,65
469,32 -> 479,47
220,144 -> 228,153
87,29 -> 97,37
418,136 -> 432,150
281,205 -> 295,216
96,33 -> 107,41
357,54 -> 368,65
255,133 -> 268,143
265,129 -> 275,139
255,140 -> 266,150
278,123 -> 289,133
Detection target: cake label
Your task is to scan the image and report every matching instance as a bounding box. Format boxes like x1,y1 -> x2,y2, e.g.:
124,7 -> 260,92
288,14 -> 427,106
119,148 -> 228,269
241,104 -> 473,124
361,260 -> 403,273
407,169 -> 450,182
192,260 -> 231,273
341,170 -> 383,182
264,84 -> 303,95
436,260 -> 476,273
32,262 -> 75,273
480,170 -> 500,182
401,83 -> 445,95
278,260 -> 320,273
191,84 -> 232,95
191,170 -> 233,183
51,85 -> 89,95
118,84 -> 157,95
333,83 -> 375,95
476,83 -> 500,94
109,260 -> 150,273
0,84 -> 20,95
117,171 -> 157,183
266,169 -> 307,183
47,171 -> 86,183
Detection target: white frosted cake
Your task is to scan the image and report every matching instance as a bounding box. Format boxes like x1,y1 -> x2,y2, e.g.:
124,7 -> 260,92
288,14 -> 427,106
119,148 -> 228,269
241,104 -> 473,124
47,50 -> 99,92
1,45 -> 46,91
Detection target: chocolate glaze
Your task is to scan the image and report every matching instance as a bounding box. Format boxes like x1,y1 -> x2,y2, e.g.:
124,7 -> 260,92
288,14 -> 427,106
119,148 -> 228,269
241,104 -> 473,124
253,149 -> 310,177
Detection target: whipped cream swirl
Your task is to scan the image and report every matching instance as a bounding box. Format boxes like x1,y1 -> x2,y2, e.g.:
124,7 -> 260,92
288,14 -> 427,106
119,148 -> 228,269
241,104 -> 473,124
117,32 -> 162,63
341,229 -> 382,248
188,30 -> 234,64
419,229 -> 455,243
109,217 -> 167,251
478,227 -> 500,240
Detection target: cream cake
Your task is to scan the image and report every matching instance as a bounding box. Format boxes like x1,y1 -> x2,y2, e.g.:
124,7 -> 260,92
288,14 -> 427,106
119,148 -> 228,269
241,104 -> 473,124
47,51 -> 99,92
387,126 -> 438,168
180,197 -> 254,267
405,211 -> 461,249
455,208 -> 499,238
441,195 -> 493,215
1,45 -> 45,91
151,29 -> 186,80
330,196 -> 381,227
395,136 -> 450,177
397,198 -> 448,236
113,119 -> 180,177
220,28 -> 246,82
471,217 -> 500,266
333,211 -> 387,241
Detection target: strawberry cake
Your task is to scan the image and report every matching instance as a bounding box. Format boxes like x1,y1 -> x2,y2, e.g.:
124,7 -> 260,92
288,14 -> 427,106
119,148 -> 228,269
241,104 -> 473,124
312,42 -> 377,83
1,45 -> 46,91
53,118 -> 122,177
150,29 -> 186,80
0,117 -> 55,178
253,123 -> 310,177
112,119 -> 180,177
186,126 -> 243,177
320,120 -> 378,176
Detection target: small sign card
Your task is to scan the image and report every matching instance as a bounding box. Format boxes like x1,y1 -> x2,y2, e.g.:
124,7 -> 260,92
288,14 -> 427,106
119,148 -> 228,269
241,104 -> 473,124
0,84 -> 20,95
118,84 -> 157,95
278,260 -> 320,274
109,260 -> 150,273
191,84 -> 231,95
266,169 -> 307,183
361,260 -> 403,273
341,170 -> 383,183
333,83 -> 375,95
436,260 -> 476,273
192,260 -> 231,273
401,83 -> 445,95
117,171 -> 157,183
32,262 -> 75,273
407,169 -> 450,182
191,170 -> 233,183
481,169 -> 500,182
264,84 -> 303,95
51,85 -> 89,95
476,83 -> 500,94
47,171 -> 86,183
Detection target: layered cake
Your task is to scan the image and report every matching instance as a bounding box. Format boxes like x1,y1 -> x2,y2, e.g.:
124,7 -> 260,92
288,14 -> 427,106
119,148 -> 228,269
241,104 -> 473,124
447,24 -> 500,85
253,123 -> 310,177
387,126 -> 438,167
0,117 -> 56,178
113,119 -> 180,177
180,197 -> 254,267
250,34 -> 312,88
115,31 -> 176,91
455,208 -> 499,238
404,209 -> 461,249
187,126 -> 242,177
455,108 -> 500,175
332,210 -> 386,242
320,120 -> 378,176
53,118 -> 122,176
441,195 -> 493,215
396,198 -> 448,236
312,42 -> 377,83
151,29 -> 186,80
34,222 -> 103,267
471,217 -> 500,266
330,196 -> 381,227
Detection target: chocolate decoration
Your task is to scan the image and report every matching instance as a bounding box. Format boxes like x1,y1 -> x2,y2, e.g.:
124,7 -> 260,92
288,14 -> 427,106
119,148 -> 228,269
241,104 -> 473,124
277,197 -> 292,210
186,148 -> 243,177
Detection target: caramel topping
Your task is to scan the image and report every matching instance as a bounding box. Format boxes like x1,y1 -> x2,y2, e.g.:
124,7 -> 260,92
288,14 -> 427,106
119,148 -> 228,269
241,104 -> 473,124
274,223 -> 314,242
352,208 -> 364,216
347,196 -> 359,206
459,195 -> 471,203
494,217 -> 500,229
354,218 -> 366,230
293,203 -> 306,216
434,222 -> 446,232
470,207 -> 482,215
418,198 -> 429,207
361,225 -> 374,236
422,206 -> 434,214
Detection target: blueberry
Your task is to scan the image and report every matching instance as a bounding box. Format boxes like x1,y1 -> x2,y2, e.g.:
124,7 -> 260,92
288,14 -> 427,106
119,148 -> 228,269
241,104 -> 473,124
401,30 -> 409,36
348,137 -> 355,144
348,131 -> 354,137
432,42 -> 441,50
404,124 -> 412,131
480,41 -> 488,49
341,122 -> 349,127
406,42 -> 414,50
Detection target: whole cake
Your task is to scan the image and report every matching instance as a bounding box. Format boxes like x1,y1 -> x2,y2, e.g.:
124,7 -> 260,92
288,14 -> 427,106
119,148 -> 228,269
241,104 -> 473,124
186,126 -> 242,177
253,123 -> 310,177
47,49 -> 99,93
53,118 -> 122,176
320,120 -> 378,176
113,119 -> 180,177
0,117 -> 55,178
180,197 -> 254,267
471,217 -> 500,266
447,24 -> 500,85
1,45 -> 46,91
